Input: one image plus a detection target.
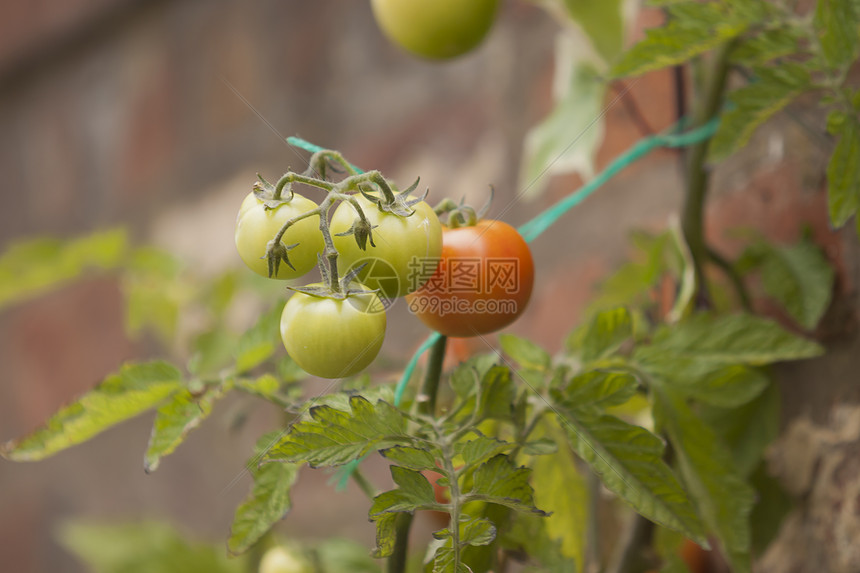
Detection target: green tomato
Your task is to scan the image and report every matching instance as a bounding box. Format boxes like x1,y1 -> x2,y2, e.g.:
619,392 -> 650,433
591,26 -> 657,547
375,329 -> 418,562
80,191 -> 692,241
235,192 -> 324,279
280,285 -> 386,379
371,0 -> 500,60
330,193 -> 442,299
258,546 -> 312,573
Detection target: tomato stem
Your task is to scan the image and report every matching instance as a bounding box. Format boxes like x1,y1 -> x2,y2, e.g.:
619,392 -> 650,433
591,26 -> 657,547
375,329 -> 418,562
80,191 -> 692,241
386,513 -> 414,573
350,468 -> 377,500
387,336 -> 447,573
680,41 -> 734,309
417,335 -> 448,417
306,149 -> 361,178
272,172 -> 334,200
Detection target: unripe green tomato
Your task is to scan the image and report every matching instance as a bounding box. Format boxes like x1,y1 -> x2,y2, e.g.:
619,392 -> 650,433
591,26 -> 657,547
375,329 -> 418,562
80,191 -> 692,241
371,0 -> 500,60
235,192 -> 324,280
258,546 -> 312,573
330,193 -> 442,299
280,285 -> 387,379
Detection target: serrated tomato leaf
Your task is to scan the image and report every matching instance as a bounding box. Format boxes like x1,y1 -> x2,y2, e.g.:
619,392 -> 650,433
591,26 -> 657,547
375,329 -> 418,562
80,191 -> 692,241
2,361 -> 182,462
465,455 -> 547,515
580,307 -> 633,362
370,466 -> 441,516
262,396 -> 411,467
228,432 -> 300,555
555,408 -> 708,546
637,312 -> 823,366
654,388 -> 756,573
558,369 -> 639,410
144,382 -> 228,472
476,366 -> 515,422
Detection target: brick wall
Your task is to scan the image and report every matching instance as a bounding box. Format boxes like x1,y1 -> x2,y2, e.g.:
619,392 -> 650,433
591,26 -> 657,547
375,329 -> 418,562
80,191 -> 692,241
0,1 -> 857,572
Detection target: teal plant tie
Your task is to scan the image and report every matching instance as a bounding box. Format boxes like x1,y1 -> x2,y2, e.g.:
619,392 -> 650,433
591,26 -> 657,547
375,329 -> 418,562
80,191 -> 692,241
288,116 -> 721,490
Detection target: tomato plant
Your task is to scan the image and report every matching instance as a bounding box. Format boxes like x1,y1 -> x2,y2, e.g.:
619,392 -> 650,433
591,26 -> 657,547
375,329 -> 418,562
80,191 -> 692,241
331,191 -> 442,299
3,1 -> 858,572
235,191 -> 323,280
406,219 -> 534,337
371,0 -> 499,60
280,285 -> 386,379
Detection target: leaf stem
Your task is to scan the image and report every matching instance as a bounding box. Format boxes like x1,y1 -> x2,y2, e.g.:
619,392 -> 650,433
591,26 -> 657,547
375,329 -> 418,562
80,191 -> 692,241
681,41 -> 735,308
443,444 -> 463,569
351,468 -> 377,500
386,513 -> 414,573
417,335 -> 448,417
387,335 -> 447,573
706,246 -> 752,311
585,470 -> 602,573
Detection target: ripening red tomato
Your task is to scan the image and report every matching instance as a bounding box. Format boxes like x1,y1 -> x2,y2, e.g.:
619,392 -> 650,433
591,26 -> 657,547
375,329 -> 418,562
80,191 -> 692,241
406,220 -> 533,337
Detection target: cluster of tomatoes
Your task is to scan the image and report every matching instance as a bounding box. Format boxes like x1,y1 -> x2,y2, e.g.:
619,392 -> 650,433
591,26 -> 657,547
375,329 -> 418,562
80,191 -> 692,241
235,172 -> 533,380
371,0 -> 500,60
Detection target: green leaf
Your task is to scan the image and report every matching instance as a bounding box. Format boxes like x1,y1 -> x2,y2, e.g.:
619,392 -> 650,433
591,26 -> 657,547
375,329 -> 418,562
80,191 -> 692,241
731,25 -> 807,65
499,334 -> 551,372
466,454 -> 547,515
262,396 -> 410,467
560,0 -> 626,62
431,516 -> 499,573
228,433 -> 300,555
814,0 -> 860,69
827,118 -> 860,228
379,445 -> 439,471
756,238 -> 835,329
455,435 -> 513,468
580,307 -> 633,362
529,426 -> 588,571
1,361 -> 182,461
709,63 -> 811,161
0,228 -> 127,310
370,466 -> 440,516
584,231 -> 673,315
556,408 -> 707,545
432,515 -> 497,547
654,388 -> 755,573
301,385 -> 396,413
683,364 -> 769,408
749,463 -> 793,555
519,54 -> 606,198
144,383 -> 227,472
559,369 -> 639,409
59,520 -> 247,573
188,329 -> 236,378
521,437 -> 558,456
123,247 -> 185,343
371,512 -> 398,558
637,312 -> 823,366
700,382 -> 779,477
502,512 -> 578,572
613,1 -> 753,77
235,374 -> 283,402
235,303 -> 284,374
431,547 -> 472,573
477,366 -> 516,421
449,354 -> 497,399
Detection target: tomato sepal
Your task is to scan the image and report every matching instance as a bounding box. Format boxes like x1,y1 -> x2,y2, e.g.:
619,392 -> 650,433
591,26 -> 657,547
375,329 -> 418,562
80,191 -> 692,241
252,173 -> 295,210
333,217 -> 377,250
360,177 -> 427,218
264,239 -> 300,278
286,259 -> 380,301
